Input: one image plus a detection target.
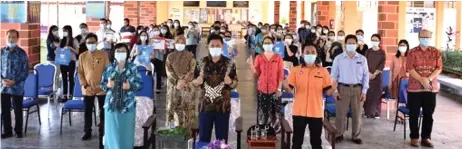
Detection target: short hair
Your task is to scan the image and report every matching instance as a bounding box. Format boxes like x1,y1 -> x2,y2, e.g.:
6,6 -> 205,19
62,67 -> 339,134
79,23 -> 88,28
107,20 -> 112,24
207,34 -> 223,44
224,31 -> 232,36
100,18 -> 107,22
262,36 -> 275,44
327,31 -> 335,35
124,18 -> 130,23
371,33 -> 382,41
345,34 -> 358,43
418,29 -> 432,37
174,35 -> 186,43
337,30 -> 345,34
85,33 -> 98,42
6,29 -> 19,38
355,29 -> 364,35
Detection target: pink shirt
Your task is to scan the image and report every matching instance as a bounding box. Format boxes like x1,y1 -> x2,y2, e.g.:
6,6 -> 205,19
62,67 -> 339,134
254,54 -> 284,94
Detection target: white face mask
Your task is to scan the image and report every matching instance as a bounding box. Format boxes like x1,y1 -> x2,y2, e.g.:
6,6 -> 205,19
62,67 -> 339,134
174,23 -> 179,27
398,46 -> 407,54
106,24 -> 111,28
140,36 -> 148,41
284,39 -> 293,44
62,32 -> 68,37
52,31 -> 59,37
100,24 -> 106,29
261,29 -> 267,33
153,31 -> 160,36
161,29 -> 167,34
86,44 -> 97,52
337,36 -> 345,41
262,44 -> 274,52
81,28 -> 88,34
175,44 -> 185,51
371,41 -> 380,48
209,47 -> 222,57
114,53 -> 127,62
328,36 -> 335,40
323,30 -> 328,34
167,23 -> 172,26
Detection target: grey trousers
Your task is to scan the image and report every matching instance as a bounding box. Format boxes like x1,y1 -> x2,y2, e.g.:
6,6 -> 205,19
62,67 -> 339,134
335,85 -> 363,139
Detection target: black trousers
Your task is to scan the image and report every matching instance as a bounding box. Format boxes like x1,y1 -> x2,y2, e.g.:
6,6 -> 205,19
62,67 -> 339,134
1,94 -> 23,134
186,45 -> 197,58
292,116 -> 323,149
60,61 -> 76,97
83,95 -> 105,133
152,59 -> 164,90
407,92 -> 436,139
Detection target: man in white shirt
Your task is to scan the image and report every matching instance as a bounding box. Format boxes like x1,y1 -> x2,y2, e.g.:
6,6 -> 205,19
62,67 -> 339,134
96,18 -> 116,62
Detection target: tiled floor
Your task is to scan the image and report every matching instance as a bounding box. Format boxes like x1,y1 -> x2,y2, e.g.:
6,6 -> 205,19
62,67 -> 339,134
2,39 -> 462,149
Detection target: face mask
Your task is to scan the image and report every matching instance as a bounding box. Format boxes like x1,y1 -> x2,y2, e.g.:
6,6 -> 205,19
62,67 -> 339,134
175,44 -> 185,51
86,44 -> 97,52
81,28 -> 88,34
371,41 -> 380,48
305,25 -> 311,29
300,24 -> 305,28
356,35 -> 364,41
52,31 -> 59,37
337,36 -> 345,41
277,30 -> 283,34
209,47 -> 222,57
224,38 -> 232,41
114,53 -> 127,62
282,30 -> 287,34
161,29 -> 167,34
303,54 -> 317,65
138,30 -> 142,34
62,32 -> 68,37
284,39 -> 293,44
174,23 -> 179,27
6,42 -> 16,48
323,30 -> 328,34
220,30 -> 226,33
100,24 -> 106,29
188,25 -> 193,29
258,25 -> 262,28
211,30 -> 216,33
153,31 -> 160,36
262,44 -> 274,52
311,28 -> 316,33
419,38 -> 431,47
316,29 -> 322,33
140,36 -> 148,41
270,29 -> 276,32
107,24 -> 111,28
167,23 -> 172,26
328,36 -> 335,40
261,29 -> 267,33
346,44 -> 357,52
398,46 -> 407,54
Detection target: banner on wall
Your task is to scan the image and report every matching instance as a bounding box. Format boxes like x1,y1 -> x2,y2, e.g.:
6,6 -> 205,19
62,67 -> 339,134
86,1 -> 105,19
0,1 -> 27,23
184,8 -> 200,23
169,7 -> 183,22
249,8 -> 261,24
443,9 -> 457,50
405,8 -> 436,48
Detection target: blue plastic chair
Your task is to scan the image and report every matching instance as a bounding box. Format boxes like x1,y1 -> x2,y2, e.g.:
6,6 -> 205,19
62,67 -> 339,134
136,71 -> 153,99
393,77 -> 422,140
382,69 -> 392,119
21,70 -> 41,134
34,63 -> 57,102
60,74 -> 96,134
137,65 -> 148,74
324,94 -> 352,130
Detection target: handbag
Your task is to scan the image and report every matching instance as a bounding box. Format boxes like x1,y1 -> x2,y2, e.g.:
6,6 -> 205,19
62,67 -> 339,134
54,47 -> 72,66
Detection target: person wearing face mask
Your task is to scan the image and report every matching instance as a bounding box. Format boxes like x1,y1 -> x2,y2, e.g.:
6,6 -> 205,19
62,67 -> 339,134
165,36 -> 197,128
106,20 -> 116,33
58,25 -> 80,103
283,34 -> 299,67
283,44 -> 334,149
363,34 -> 386,119
193,34 -> 238,143
297,21 -> 310,45
275,25 -> 284,41
390,40 -> 409,99
119,18 -> 136,44
247,36 -> 283,132
171,20 -> 182,37
74,23 -> 92,60
315,25 -> 323,36
149,25 -> 168,93
46,25 -> 60,63
130,31 -> 154,71
406,29 -> 442,147
100,43 -> 142,149
77,33 -> 110,140
222,31 -> 237,60
254,25 -> 270,56
186,22 -> 200,58
355,29 -> 369,56
331,34 -> 369,145
337,30 -> 346,44
160,25 -> 175,79
1,29 -> 29,139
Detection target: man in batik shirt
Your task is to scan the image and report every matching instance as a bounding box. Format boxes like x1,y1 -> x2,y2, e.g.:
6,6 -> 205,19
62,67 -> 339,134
193,34 -> 238,142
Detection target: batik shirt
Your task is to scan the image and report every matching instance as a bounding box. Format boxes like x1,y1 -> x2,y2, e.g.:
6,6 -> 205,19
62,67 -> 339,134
0,46 -> 29,96
100,61 -> 142,113
198,55 -> 238,113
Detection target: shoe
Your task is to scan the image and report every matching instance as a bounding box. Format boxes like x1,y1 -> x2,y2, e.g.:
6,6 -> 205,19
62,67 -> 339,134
352,138 -> 363,144
335,135 -> 344,143
1,133 -> 13,139
421,139 -> 434,147
15,133 -> 23,138
374,116 -> 380,119
155,89 -> 161,93
81,133 -> 92,140
410,139 -> 420,147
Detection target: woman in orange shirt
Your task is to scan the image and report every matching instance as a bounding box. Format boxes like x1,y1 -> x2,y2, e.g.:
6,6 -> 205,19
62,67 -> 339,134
247,36 -> 284,130
283,44 -> 334,149
390,40 -> 410,99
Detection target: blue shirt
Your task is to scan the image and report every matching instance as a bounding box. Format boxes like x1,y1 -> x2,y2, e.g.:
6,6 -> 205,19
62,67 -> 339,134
0,46 -> 29,96
331,52 -> 369,93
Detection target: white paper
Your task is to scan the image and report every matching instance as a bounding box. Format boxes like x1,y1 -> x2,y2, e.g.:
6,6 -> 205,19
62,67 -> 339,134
152,39 -> 166,50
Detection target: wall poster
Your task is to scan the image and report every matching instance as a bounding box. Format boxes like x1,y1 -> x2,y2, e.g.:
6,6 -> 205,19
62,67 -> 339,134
184,8 -> 200,23
405,8 -> 436,48
0,1 -> 27,23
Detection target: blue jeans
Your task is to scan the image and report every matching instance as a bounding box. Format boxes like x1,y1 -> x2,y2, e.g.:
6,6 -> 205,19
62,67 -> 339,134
199,112 -> 230,142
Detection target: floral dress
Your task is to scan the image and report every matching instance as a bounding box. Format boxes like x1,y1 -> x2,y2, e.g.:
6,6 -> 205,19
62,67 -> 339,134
100,61 -> 142,149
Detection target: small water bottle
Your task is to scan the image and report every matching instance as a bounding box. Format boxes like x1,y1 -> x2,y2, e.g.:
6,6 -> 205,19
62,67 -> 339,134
168,122 -> 175,129
261,129 -> 267,140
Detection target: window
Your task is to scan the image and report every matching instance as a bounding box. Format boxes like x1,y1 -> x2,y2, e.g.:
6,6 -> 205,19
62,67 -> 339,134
444,1 -> 455,8
407,1 -> 435,8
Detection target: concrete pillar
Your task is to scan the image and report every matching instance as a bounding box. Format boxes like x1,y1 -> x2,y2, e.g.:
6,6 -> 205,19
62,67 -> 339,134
435,1 -> 445,49
0,2 -> 41,68
301,1 -> 305,21
317,1 -> 336,26
343,1 -> 359,34
455,1 -> 461,49
378,1 -> 400,66
289,1 -> 297,31
397,1 -> 407,40
274,1 -> 280,24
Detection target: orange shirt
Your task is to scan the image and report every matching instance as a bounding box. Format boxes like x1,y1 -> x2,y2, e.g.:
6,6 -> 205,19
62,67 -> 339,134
288,66 -> 332,118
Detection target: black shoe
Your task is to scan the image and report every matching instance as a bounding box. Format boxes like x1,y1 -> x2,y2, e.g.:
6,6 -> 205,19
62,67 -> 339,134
81,133 -> 91,140
352,138 -> 363,144
1,133 -> 13,139
335,135 -> 344,143
15,133 -> 23,138
59,97 -> 68,103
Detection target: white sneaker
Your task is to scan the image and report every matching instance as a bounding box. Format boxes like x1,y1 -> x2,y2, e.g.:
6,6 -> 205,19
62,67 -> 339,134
374,116 -> 380,119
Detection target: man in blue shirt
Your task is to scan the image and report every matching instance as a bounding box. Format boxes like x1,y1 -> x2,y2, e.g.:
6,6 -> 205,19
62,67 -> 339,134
330,34 -> 369,144
1,29 -> 29,138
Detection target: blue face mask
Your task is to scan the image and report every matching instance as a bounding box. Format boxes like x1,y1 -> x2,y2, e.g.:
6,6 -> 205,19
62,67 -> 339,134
419,38 -> 431,47
6,42 -> 16,48
356,36 -> 364,41
224,38 -> 231,42
346,44 -> 357,52
303,54 -> 317,65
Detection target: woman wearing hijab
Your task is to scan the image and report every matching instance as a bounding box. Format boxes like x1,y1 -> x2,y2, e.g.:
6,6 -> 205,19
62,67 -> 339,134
101,43 -> 142,149
165,36 -> 197,128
